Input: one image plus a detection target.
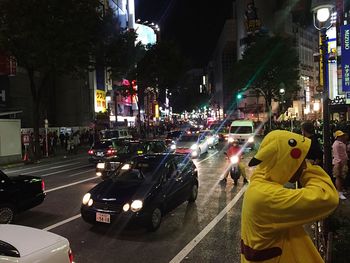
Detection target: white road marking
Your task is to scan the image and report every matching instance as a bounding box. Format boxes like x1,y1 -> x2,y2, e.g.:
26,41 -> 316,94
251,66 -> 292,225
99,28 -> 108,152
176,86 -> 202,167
8,162 -> 83,175
5,157 -> 86,173
45,174 -> 98,193
169,185 -> 248,263
40,164 -> 93,177
43,214 -> 81,231
196,151 -> 218,164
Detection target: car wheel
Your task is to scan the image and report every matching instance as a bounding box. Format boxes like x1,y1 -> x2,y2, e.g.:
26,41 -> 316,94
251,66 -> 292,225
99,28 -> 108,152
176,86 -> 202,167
188,184 -> 198,203
148,207 -> 162,231
0,204 -> 15,224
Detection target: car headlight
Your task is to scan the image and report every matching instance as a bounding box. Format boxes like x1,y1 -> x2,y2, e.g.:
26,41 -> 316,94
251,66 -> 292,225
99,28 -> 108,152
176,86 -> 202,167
190,144 -> 198,150
208,137 -> 214,144
230,156 -> 239,164
82,193 -> 91,205
248,137 -> 254,143
96,172 -> 102,177
121,163 -> 131,170
123,203 -> 130,212
130,200 -> 143,212
170,144 -> 176,150
228,137 -> 234,143
97,163 -> 105,169
88,198 -> 93,206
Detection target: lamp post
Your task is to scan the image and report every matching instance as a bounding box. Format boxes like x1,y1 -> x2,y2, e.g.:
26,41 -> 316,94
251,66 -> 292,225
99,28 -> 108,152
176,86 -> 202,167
311,0 -> 335,176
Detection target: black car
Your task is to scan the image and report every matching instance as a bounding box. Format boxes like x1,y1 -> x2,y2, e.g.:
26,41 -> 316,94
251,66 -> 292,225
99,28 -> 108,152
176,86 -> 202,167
0,170 -> 45,223
81,154 -> 198,231
95,140 -> 168,180
88,139 -> 133,163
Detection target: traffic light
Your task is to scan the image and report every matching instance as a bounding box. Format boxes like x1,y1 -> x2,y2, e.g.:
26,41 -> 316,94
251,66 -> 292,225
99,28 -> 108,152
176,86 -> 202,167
237,93 -> 243,100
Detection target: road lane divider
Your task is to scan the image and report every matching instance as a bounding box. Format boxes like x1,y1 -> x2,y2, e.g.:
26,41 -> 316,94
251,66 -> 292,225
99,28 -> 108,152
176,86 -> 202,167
40,164 -> 93,177
8,162 -> 83,175
46,174 -> 98,193
43,214 -> 81,231
5,156 -> 86,174
169,184 -> 248,263
195,151 -> 219,164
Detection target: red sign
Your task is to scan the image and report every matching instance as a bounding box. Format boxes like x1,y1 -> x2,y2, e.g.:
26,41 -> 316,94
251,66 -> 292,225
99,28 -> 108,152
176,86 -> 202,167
0,52 -> 16,76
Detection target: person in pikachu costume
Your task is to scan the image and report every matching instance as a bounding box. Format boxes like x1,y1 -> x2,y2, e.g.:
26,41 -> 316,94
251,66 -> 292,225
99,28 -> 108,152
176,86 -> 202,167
241,130 -> 339,262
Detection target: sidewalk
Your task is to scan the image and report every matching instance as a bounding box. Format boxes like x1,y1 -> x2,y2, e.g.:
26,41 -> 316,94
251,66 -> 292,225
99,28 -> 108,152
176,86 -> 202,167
326,199 -> 350,263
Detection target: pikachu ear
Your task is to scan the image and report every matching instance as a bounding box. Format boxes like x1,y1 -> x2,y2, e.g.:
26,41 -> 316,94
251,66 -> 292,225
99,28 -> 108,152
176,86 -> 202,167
248,157 -> 262,167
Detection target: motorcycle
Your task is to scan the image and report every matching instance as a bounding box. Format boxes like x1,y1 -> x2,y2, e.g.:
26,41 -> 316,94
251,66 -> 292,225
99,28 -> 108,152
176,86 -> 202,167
229,155 -> 241,185
224,152 -> 241,185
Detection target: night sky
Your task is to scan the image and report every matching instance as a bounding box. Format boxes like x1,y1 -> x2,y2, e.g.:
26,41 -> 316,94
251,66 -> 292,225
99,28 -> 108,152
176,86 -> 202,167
135,0 -> 235,67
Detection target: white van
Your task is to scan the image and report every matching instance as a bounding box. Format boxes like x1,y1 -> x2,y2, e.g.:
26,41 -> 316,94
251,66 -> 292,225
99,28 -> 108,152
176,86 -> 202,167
228,120 -> 255,148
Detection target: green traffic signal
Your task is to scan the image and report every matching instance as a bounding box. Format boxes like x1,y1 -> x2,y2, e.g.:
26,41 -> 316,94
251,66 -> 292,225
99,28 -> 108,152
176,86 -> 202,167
237,93 -> 243,99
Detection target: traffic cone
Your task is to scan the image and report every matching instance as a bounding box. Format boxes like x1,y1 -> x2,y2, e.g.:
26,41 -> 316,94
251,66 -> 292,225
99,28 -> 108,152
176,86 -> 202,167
23,152 -> 28,162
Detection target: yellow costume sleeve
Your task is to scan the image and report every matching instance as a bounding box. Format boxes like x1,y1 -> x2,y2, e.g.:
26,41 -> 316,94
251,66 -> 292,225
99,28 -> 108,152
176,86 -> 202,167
269,163 -> 339,229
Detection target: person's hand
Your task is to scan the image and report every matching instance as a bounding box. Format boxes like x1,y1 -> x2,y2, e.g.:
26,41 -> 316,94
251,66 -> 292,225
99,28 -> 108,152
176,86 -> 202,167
289,160 -> 307,183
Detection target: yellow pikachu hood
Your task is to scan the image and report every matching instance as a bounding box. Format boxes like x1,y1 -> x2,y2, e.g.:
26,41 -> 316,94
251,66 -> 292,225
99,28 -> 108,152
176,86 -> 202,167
248,130 -> 311,184
241,130 -> 339,263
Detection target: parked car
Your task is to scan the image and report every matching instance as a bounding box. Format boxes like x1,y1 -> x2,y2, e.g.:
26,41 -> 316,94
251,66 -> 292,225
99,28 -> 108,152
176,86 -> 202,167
175,134 -> 209,158
0,170 -> 45,223
82,154 -> 198,231
0,224 -> 73,263
95,140 -> 168,180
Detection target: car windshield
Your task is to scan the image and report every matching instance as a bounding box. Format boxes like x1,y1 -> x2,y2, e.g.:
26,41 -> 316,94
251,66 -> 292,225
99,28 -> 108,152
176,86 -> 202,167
178,135 -> 199,142
93,140 -> 142,154
113,158 -> 164,182
102,130 -> 128,139
93,141 -> 113,149
230,126 -> 253,134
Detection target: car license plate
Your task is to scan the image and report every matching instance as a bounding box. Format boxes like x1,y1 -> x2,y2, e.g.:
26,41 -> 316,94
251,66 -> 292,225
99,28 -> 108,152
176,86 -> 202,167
96,152 -> 104,157
96,212 -> 110,223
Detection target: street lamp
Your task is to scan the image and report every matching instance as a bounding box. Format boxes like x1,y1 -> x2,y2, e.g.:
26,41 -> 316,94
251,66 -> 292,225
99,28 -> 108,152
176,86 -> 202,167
311,0 -> 335,176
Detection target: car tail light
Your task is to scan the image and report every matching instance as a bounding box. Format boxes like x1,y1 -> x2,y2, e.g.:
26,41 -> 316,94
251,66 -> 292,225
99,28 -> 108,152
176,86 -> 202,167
107,149 -> 116,155
41,180 -> 45,192
68,248 -> 74,263
88,150 -> 94,155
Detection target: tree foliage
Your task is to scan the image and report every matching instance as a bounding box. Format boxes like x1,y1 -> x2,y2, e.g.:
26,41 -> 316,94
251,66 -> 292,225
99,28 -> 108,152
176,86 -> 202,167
136,41 -> 187,103
0,0 -> 105,159
228,35 -> 300,109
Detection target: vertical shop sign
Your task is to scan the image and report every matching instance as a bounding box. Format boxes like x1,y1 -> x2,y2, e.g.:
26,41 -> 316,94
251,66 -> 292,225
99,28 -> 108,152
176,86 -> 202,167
341,25 -> 350,91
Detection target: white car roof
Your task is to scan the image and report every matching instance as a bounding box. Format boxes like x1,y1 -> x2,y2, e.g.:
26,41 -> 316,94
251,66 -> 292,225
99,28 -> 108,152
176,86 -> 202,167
0,225 -> 68,257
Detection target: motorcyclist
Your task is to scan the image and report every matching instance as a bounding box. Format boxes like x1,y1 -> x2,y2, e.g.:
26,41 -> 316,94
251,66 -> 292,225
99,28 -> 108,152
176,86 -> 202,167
221,140 -> 248,184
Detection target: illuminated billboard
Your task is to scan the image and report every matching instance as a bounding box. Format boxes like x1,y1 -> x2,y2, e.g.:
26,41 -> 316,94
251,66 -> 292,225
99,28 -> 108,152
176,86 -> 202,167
135,23 -> 157,46
95,90 -> 107,113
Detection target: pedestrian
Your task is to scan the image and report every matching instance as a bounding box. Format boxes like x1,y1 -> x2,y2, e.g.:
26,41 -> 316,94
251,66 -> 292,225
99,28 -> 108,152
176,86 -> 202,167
332,130 -> 348,200
301,121 -> 323,166
73,131 -> 80,154
59,133 -> 65,149
241,130 -> 338,262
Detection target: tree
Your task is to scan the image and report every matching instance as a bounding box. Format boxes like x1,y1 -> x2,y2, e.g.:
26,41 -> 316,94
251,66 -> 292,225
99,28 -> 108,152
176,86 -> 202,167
0,0 -> 105,159
227,35 -> 300,128
136,41 -> 187,104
